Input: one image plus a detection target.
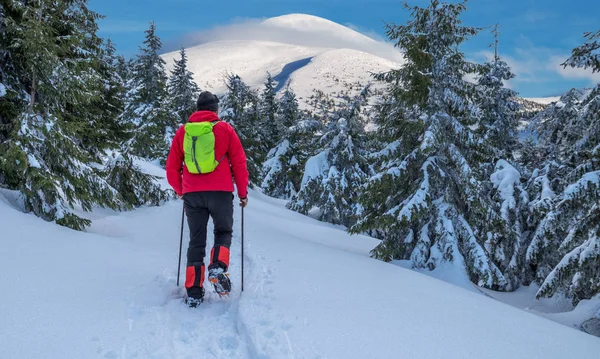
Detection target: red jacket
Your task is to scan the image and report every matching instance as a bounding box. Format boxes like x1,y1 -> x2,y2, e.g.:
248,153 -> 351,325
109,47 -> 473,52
166,111 -> 249,198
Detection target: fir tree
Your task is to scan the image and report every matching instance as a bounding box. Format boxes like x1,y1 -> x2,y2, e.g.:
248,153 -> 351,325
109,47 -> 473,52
103,152 -> 170,208
278,83 -> 300,129
524,31 -> 600,303
288,87 -> 371,227
308,89 -> 336,125
136,22 -> 168,102
79,38 -> 129,156
262,85 -> 305,199
562,30 -> 600,73
529,88 -> 592,162
351,0 -> 513,290
220,74 -> 267,185
474,26 -> 527,287
260,72 -> 280,150
476,25 -> 521,160
220,74 -> 250,126
261,138 -> 298,199
168,47 -> 200,124
0,2 -> 169,230
124,22 -> 175,161
114,53 -> 130,86
262,84 -> 322,200
0,0 -> 122,229
101,39 -> 169,209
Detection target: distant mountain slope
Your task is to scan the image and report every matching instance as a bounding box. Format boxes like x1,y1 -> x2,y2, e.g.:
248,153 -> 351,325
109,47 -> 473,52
161,14 -> 401,106
288,48 -> 398,105
162,40 -> 325,95
260,14 -> 402,62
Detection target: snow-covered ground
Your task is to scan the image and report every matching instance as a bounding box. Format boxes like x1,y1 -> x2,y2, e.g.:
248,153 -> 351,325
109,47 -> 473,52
1,161 -> 600,358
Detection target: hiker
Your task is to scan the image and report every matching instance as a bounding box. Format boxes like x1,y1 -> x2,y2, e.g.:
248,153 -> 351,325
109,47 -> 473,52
166,91 -> 249,307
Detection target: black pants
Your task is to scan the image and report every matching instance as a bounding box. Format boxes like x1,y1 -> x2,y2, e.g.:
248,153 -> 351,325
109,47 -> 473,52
183,191 -> 233,294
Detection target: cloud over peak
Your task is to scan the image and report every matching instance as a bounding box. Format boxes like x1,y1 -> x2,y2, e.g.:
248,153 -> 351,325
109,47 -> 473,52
163,14 -> 402,63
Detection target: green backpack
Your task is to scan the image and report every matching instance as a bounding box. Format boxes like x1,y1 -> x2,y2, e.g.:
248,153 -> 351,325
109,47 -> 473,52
183,121 -> 225,174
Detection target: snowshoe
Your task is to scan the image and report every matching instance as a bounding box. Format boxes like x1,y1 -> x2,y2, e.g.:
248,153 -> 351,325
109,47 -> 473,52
185,287 -> 205,307
208,267 -> 231,296
185,296 -> 204,308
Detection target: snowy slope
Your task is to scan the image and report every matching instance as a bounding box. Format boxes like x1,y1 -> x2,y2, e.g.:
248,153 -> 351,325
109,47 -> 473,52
525,96 -> 561,105
2,162 -> 600,358
161,14 -> 400,104
261,14 -> 401,62
288,48 -> 398,105
162,40 -> 325,94
261,14 -> 380,46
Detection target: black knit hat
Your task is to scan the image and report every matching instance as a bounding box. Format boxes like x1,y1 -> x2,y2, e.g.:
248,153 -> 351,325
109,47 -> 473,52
196,91 -> 220,113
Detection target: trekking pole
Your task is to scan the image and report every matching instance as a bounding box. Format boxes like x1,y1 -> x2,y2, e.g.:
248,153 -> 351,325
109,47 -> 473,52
241,206 -> 245,292
177,204 -> 185,287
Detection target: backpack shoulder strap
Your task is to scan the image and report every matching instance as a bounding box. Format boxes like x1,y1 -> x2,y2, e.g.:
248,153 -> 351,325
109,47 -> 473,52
209,120 -> 228,163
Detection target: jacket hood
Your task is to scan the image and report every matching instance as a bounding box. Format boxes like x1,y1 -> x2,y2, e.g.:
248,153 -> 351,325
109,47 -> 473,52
188,111 -> 220,123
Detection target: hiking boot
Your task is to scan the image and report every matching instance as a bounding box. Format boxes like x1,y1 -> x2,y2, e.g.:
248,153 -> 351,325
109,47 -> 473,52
185,287 -> 204,307
208,266 -> 231,296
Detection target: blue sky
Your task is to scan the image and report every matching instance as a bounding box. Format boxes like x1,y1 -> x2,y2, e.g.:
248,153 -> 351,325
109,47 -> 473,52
89,0 -> 600,98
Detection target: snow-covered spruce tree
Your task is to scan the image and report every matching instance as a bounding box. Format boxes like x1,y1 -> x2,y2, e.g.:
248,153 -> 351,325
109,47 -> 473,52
287,87 -> 371,227
259,73 -> 281,150
307,89 -> 336,125
524,31 -> 600,304
522,90 -> 587,261
79,38 -> 130,156
103,152 -> 170,207
350,0 -> 515,290
278,83 -> 301,130
0,3 -> 169,229
475,27 -> 529,287
220,74 -> 268,185
476,26 -> 521,160
529,88 -> 593,161
113,51 -> 130,86
99,39 -> 169,208
0,2 -> 18,140
0,1 -> 123,229
261,84 -> 309,199
167,47 -> 200,124
124,22 -> 176,161
563,30 -> 600,72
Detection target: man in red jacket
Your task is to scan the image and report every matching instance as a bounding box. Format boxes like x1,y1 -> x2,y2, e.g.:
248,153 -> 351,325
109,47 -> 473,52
166,91 -> 249,307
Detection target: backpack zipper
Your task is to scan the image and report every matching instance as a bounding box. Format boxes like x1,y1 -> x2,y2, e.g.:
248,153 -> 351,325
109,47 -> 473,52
191,136 -> 202,173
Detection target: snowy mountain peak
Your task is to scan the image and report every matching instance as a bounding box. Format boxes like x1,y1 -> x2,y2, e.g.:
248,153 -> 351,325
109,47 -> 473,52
261,13 -> 379,44
162,14 -> 402,105
262,13 -> 342,27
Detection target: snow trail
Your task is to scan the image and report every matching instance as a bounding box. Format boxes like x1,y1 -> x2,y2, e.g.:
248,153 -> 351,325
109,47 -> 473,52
92,202 -> 257,359
122,281 -> 251,359
2,185 -> 600,358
